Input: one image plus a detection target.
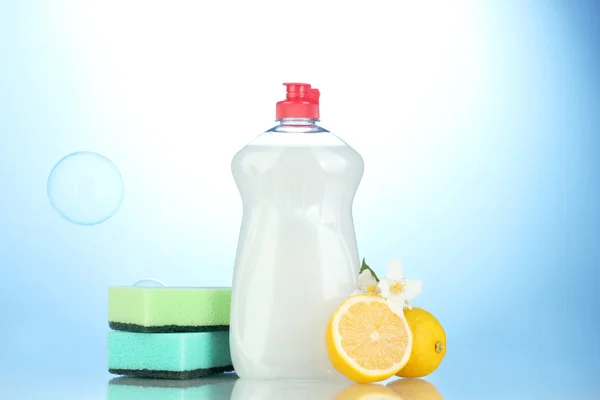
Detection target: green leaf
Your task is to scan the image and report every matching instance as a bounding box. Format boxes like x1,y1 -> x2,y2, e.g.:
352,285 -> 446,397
359,258 -> 379,282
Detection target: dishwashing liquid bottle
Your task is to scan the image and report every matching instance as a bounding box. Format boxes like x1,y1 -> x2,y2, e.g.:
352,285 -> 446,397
230,83 -> 364,379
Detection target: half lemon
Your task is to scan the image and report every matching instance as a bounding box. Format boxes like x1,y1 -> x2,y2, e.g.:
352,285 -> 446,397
326,294 -> 413,383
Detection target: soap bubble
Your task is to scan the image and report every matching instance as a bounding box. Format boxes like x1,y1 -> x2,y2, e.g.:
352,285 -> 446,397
133,279 -> 167,287
47,151 -> 124,226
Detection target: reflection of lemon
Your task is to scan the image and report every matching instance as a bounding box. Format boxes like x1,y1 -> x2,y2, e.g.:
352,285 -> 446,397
387,379 -> 443,400
396,308 -> 446,378
335,383 -> 404,400
326,295 -> 413,383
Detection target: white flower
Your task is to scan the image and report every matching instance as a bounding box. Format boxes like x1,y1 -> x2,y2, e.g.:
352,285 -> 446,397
351,269 -> 380,296
378,259 -> 422,316
357,269 -> 379,294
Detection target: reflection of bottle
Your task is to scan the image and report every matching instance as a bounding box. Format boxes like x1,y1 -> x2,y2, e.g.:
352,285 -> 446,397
107,375 -> 237,400
231,378 -> 352,400
230,83 -> 364,380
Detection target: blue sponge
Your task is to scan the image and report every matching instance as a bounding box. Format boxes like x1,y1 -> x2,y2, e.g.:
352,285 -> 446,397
108,330 -> 233,379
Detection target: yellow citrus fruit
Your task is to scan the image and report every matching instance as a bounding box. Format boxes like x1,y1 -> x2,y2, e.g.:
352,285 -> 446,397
396,307 -> 446,378
325,294 -> 413,383
334,383 -> 403,400
387,379 -> 444,400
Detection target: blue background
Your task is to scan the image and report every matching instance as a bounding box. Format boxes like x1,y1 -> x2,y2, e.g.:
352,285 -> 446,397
1,1 -> 599,398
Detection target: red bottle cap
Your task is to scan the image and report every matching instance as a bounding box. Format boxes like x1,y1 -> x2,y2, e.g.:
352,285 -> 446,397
276,82 -> 320,119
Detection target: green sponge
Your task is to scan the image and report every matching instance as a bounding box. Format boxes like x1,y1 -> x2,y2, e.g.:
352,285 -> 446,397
107,375 -> 237,399
108,287 -> 231,333
108,330 -> 233,379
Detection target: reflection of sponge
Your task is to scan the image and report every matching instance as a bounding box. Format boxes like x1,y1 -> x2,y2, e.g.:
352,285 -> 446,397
108,330 -> 233,379
107,375 -> 237,400
108,287 -> 231,333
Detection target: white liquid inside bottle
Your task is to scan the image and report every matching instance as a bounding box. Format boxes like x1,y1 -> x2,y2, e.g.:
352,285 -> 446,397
230,116 -> 364,379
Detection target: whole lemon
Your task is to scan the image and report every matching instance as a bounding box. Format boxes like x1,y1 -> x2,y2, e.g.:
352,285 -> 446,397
396,307 -> 446,378
387,379 -> 444,400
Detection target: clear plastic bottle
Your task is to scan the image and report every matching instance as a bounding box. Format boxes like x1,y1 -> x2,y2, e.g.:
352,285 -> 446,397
230,83 -> 364,379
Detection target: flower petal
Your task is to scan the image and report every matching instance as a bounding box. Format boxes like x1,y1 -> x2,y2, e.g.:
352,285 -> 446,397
378,278 -> 391,298
387,259 -> 404,280
358,269 -> 377,291
403,280 -> 423,300
350,290 -> 364,296
386,297 -> 405,318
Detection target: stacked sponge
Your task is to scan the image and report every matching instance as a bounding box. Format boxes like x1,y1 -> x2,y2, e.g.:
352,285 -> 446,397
108,286 -> 233,379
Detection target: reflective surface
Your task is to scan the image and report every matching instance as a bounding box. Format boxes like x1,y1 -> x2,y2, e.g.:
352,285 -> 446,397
2,373 -> 599,399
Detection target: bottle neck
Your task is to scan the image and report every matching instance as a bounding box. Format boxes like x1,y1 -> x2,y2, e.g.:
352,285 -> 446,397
267,118 -> 328,135
276,118 -> 319,126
